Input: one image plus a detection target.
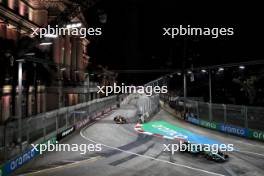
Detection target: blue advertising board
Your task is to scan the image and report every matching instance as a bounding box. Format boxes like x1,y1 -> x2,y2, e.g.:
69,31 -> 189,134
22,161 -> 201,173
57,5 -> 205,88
2,136 -> 57,175
220,123 -> 248,137
3,147 -> 39,175
187,116 -> 200,125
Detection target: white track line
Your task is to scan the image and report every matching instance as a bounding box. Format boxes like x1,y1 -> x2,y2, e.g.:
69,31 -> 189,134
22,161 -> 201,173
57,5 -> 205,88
80,127 -> 225,176
21,111 -> 116,176
234,150 -> 264,157
161,108 -> 264,150
234,140 -> 264,149
22,156 -> 100,176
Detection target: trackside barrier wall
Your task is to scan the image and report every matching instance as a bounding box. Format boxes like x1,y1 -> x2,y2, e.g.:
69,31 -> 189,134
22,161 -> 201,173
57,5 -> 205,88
2,137 -> 57,176
120,94 -> 132,105
160,96 -> 264,142
136,94 -> 160,121
0,95 -> 118,175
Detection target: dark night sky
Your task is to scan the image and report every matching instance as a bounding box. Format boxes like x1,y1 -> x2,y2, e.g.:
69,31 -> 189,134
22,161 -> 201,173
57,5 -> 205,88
85,0 -> 263,84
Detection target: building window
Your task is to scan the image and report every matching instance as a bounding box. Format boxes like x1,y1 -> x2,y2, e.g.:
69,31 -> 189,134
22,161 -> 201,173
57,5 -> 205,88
19,0 -> 25,16
1,95 -> 11,121
19,1 -> 29,19
1,0 -> 18,12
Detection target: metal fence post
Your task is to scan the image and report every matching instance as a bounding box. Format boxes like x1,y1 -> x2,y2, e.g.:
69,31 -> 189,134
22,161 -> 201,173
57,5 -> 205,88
26,119 -> 30,146
65,110 -> 68,128
56,112 -> 59,135
209,103 -> 212,122
196,101 -> 199,118
17,60 -> 23,152
73,112 -> 76,125
43,115 -> 46,141
87,103 -> 90,117
223,104 -> 227,124
244,106 -> 248,128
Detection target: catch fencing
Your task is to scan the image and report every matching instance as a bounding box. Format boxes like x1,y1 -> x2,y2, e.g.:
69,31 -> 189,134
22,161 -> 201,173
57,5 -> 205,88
160,94 -> 264,141
0,95 -> 119,163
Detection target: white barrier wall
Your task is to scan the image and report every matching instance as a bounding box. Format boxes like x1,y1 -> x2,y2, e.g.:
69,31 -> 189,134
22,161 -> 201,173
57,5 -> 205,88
136,94 -> 160,120
119,93 -> 160,122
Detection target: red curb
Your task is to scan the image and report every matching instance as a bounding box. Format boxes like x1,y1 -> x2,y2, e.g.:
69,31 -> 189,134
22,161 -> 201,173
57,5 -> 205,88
153,133 -> 163,138
134,124 -> 187,142
137,130 -> 145,133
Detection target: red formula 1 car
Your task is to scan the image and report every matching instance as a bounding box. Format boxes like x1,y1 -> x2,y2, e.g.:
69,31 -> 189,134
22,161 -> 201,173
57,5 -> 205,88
114,115 -> 127,124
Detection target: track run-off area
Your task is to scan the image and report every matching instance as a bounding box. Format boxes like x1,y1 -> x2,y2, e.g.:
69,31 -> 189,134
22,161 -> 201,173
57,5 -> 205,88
14,100 -> 264,176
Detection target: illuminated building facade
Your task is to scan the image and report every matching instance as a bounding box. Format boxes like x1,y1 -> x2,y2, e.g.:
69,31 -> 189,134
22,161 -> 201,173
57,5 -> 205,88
0,0 -> 93,123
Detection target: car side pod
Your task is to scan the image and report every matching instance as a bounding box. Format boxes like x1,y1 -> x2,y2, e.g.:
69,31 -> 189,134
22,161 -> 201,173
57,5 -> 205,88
204,151 -> 229,162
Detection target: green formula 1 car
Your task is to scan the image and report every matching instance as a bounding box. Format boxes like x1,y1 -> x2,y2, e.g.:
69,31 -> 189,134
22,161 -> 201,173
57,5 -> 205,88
180,142 -> 229,162
203,150 -> 229,162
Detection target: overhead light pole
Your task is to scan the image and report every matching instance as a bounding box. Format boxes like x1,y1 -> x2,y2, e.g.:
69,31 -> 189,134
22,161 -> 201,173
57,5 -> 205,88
183,71 -> 187,100
208,68 -> 212,122
58,65 -> 64,109
209,68 -> 212,104
84,73 -> 90,102
16,59 -> 24,152
183,70 -> 187,118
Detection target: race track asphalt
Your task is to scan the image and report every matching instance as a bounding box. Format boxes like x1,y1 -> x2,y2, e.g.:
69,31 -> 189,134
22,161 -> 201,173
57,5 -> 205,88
14,102 -> 264,176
